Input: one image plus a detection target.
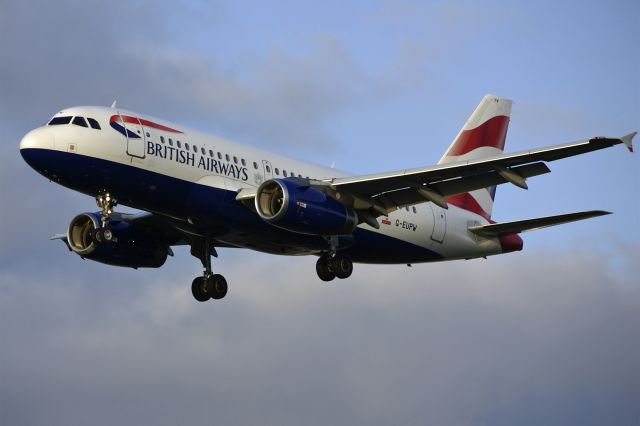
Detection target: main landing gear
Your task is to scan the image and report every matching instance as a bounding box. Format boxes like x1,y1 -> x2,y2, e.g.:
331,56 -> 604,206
93,191 -> 117,244
316,236 -> 353,281
316,254 -> 353,281
190,236 -> 228,302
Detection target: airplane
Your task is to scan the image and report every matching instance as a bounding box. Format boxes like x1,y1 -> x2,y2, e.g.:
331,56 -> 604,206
19,94 -> 635,302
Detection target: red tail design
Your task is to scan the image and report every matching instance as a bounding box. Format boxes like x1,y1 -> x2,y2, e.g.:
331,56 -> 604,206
438,95 -> 513,220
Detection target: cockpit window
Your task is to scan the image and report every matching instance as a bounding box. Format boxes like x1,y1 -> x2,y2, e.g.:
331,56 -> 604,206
48,116 -> 72,125
87,118 -> 101,129
72,116 -> 88,127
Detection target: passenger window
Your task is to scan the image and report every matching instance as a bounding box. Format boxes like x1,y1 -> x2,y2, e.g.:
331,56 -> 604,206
48,116 -> 72,125
290,172 -> 295,177
241,159 -> 246,166
217,152 -> 222,160
87,118 -> 101,129
282,170 -> 287,176
185,143 -> 189,150
266,165 -> 271,173
253,161 -> 258,169
193,145 -> 198,153
412,207 -> 417,213
177,141 -> 182,149
161,136 -> 165,144
298,174 -> 302,178
275,168 -> 280,175
209,149 -> 214,157
168,138 -> 173,146
233,156 -> 238,164
72,116 -> 88,127
225,154 -> 230,161
201,147 -> 205,155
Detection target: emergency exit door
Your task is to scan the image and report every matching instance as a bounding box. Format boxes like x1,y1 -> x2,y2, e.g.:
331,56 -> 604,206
430,204 -> 447,243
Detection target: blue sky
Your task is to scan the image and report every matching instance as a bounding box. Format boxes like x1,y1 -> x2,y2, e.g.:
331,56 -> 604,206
1,1 -> 638,425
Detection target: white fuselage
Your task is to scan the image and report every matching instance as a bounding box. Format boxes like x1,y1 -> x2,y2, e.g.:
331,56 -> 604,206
20,105 -> 509,263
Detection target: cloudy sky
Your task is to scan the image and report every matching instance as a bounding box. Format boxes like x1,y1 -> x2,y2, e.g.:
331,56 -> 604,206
1,0 -> 638,425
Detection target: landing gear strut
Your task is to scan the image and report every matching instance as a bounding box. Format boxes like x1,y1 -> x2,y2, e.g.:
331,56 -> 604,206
191,236 -> 227,302
96,191 -> 117,227
93,191 -> 117,244
316,254 -> 354,281
316,236 -> 353,281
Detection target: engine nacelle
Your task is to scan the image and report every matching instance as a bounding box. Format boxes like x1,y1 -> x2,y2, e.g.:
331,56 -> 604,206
66,213 -> 169,268
255,179 -> 357,235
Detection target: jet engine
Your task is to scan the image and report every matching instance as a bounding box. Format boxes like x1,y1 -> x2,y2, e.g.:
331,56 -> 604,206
255,179 -> 357,235
66,213 -> 169,268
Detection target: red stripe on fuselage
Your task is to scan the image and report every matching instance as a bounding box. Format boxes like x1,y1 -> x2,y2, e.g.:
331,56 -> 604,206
448,115 -> 509,157
110,115 -> 183,133
445,192 -> 491,221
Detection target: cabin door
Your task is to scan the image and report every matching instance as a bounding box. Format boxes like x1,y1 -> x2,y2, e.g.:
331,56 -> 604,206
119,113 -> 146,159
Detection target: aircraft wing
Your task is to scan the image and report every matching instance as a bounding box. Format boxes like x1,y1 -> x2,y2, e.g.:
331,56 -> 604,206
324,133 -> 635,215
467,210 -> 611,237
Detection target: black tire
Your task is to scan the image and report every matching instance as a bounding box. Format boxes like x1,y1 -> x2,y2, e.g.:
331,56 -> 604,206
92,228 -> 104,244
206,274 -> 228,300
316,257 -> 336,282
191,277 -> 210,302
102,228 -> 114,242
331,255 -> 353,279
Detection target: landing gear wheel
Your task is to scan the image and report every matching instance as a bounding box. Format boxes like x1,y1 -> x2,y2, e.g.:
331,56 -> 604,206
92,228 -> 104,244
190,236 -> 228,302
331,254 -> 353,279
102,228 -> 113,242
92,228 -> 114,245
206,274 -> 228,300
316,256 -> 336,282
191,277 -> 210,302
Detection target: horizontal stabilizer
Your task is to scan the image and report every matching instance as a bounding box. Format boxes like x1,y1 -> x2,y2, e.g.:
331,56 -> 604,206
468,210 -> 611,237
620,132 -> 636,152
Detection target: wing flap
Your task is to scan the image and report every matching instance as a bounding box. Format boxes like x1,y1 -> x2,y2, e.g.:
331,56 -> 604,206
468,210 -> 611,237
432,162 -> 550,197
362,162 -> 550,214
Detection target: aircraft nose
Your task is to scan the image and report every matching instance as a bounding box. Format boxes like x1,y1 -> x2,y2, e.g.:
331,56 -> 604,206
20,128 -> 57,174
20,128 -> 55,151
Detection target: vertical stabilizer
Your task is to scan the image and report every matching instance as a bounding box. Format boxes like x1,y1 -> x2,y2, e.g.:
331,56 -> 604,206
439,95 -> 512,220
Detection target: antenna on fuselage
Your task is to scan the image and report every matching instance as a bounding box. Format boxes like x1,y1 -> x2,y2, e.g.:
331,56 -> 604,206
110,100 -> 117,108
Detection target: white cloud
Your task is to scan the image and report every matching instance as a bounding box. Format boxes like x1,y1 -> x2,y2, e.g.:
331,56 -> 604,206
1,246 -> 638,425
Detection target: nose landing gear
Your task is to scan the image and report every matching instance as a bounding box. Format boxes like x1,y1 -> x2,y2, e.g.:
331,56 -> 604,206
92,191 -> 118,244
96,192 -> 118,227
92,227 -> 114,244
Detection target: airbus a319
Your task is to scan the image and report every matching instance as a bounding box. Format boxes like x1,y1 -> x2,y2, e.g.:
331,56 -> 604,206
20,95 -> 634,301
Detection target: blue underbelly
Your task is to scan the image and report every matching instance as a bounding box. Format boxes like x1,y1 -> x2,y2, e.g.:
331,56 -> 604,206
21,148 -> 443,263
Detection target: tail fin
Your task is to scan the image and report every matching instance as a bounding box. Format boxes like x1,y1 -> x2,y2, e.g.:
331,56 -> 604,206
439,94 -> 512,220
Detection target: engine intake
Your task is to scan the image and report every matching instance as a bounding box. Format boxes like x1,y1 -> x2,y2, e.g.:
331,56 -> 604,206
255,179 -> 357,235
